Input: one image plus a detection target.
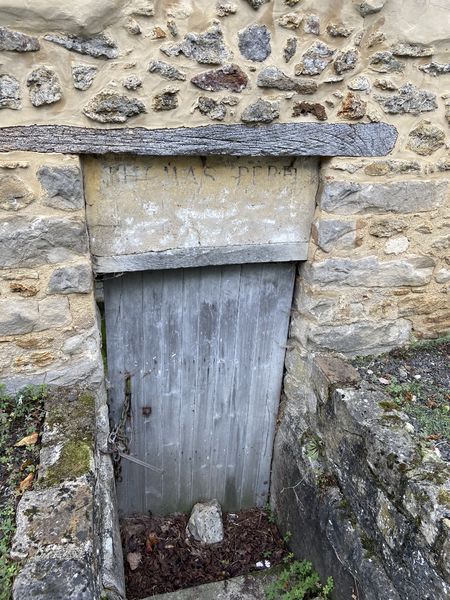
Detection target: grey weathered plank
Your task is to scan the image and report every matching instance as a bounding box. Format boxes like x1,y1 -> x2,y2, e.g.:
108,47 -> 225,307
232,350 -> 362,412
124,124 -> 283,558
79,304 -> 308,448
94,243 -> 307,273
0,122 -> 397,156
104,263 -> 295,515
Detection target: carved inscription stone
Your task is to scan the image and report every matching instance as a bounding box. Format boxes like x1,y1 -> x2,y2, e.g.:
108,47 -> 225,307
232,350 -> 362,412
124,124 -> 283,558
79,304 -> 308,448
84,155 -> 319,259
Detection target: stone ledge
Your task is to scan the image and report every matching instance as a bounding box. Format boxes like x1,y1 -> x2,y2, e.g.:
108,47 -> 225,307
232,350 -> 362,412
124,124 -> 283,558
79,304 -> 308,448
272,349 -> 450,599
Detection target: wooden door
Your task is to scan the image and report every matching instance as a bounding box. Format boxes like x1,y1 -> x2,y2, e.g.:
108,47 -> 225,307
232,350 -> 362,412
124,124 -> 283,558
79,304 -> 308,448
104,263 -> 295,515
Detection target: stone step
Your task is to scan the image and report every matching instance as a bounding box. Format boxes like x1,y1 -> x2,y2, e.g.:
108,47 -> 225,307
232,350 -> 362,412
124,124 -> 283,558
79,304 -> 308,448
146,569 -> 279,600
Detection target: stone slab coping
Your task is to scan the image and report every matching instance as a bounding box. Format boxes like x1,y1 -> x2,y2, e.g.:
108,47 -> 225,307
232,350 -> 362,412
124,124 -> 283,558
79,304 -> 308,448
0,123 -> 397,156
147,569 -> 279,600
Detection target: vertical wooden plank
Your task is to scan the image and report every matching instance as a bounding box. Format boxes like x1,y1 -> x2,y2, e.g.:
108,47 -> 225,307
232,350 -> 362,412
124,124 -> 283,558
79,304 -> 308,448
104,262 -> 296,515
178,267 -> 201,512
239,263 -> 296,507
190,266 -> 221,504
208,265 -> 241,504
118,272 -> 144,514
142,271 -> 164,510
159,270 -> 184,514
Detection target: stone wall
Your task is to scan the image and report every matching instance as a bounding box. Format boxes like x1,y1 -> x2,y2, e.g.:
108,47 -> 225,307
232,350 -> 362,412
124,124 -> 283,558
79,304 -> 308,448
271,352 -> 450,599
0,152 -> 102,391
0,0 -> 448,132
292,156 -> 450,357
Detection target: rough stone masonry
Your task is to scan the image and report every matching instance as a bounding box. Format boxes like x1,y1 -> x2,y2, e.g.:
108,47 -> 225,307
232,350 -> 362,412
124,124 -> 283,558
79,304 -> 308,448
0,1 -> 449,599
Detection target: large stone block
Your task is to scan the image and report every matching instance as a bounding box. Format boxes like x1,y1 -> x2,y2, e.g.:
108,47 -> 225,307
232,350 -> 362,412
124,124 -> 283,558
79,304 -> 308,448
12,479 -> 94,560
0,298 -> 38,335
320,180 -> 447,215
313,219 -> 356,252
306,255 -> 435,287
36,297 -> 72,331
48,264 -> 92,294
37,165 -> 84,211
0,216 -> 88,268
307,319 -> 412,355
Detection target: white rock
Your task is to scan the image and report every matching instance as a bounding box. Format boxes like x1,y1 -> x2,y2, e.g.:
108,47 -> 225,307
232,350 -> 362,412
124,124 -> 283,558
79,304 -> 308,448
384,236 -> 410,255
187,499 -> 224,544
435,268 -> 450,284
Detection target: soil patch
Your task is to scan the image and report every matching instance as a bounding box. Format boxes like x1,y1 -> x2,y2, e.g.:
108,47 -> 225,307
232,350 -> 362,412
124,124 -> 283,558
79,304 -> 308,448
121,507 -> 290,599
353,338 -> 450,459
0,385 -> 46,600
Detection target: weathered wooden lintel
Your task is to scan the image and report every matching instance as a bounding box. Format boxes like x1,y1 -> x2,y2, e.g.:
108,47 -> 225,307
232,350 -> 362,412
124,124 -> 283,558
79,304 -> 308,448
94,243 -> 307,273
0,122 -> 397,156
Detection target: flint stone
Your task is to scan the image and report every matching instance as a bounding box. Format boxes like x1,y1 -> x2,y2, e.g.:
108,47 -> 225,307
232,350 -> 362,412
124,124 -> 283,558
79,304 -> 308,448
369,51 -> 405,73
152,87 -> 179,111
304,15 -> 320,35
407,121 -> 445,156
246,0 -> 270,8
308,319 -> 411,355
257,66 -> 298,91
44,33 -> 119,59
419,62 -> 450,76
0,175 -> 34,211
295,42 -> 335,76
195,96 -> 227,121
123,75 -> 142,91
338,92 -> 366,120
375,84 -> 437,115
238,24 -> 271,62
358,1 -> 386,17
27,67 -> 62,107
327,23 -> 353,38
284,37 -> 297,63
125,18 -> 141,35
277,13 -> 303,30
72,65 -> 97,91
216,2 -> 237,17
38,165 -> 84,211
306,255 -> 435,287
0,26 -> 39,52
191,64 -> 248,93
0,74 -> 21,109
13,555 -> 96,600
314,219 -> 356,252
83,91 -> 146,123
0,216 -> 88,268
334,49 -> 359,74
48,264 -> 92,294
161,24 -> 231,65
292,101 -> 327,121
187,500 -> 224,544
373,78 -> 398,91
348,76 -> 370,92
320,180 -> 447,215
241,99 -> 279,124
148,60 -> 186,81
391,42 -> 434,57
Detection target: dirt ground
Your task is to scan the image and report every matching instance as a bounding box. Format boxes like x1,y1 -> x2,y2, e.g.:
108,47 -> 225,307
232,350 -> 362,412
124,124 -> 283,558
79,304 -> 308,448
121,507 -> 290,599
353,338 -> 450,460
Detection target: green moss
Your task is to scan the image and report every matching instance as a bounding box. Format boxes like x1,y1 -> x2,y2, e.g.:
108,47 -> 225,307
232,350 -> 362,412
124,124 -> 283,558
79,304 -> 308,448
360,532 -> 377,559
46,390 -> 95,442
41,440 -> 92,488
438,490 -> 450,509
379,400 -> 399,411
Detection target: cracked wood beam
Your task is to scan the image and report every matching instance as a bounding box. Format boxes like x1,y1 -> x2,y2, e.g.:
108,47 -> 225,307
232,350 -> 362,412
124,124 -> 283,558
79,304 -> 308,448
0,123 -> 397,156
